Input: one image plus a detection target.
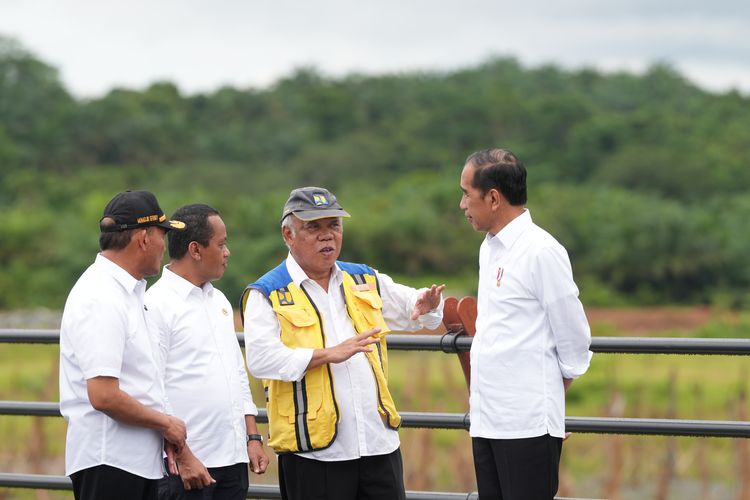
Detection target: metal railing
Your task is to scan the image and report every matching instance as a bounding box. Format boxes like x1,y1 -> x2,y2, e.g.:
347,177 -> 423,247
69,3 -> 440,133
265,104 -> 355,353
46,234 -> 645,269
1,328 -> 749,499
3,329 -> 750,355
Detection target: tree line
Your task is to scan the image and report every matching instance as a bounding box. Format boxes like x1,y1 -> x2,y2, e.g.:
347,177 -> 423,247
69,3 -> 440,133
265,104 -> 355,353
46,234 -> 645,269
2,35 -> 750,309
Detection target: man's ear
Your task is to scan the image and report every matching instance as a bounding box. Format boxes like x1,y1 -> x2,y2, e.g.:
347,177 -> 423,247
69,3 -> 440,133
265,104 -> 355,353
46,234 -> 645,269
188,240 -> 201,260
488,188 -> 504,209
134,228 -> 149,250
281,225 -> 293,245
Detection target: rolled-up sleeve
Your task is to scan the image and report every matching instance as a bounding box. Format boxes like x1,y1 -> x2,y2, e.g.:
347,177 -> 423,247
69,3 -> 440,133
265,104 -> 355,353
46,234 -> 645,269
243,289 -> 314,382
377,272 -> 444,332
546,295 -> 592,379
533,245 -> 592,379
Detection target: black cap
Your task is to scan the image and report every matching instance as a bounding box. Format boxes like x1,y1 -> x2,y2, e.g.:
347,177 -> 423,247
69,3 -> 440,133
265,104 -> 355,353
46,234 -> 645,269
100,190 -> 186,233
280,187 -> 351,223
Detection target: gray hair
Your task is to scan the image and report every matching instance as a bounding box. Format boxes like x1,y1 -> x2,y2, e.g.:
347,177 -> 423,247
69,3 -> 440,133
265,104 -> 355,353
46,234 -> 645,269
281,215 -> 295,250
280,215 -> 344,249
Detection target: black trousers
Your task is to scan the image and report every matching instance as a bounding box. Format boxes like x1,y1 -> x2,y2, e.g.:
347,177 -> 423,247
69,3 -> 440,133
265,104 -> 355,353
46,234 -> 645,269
70,464 -> 158,500
278,448 -> 406,500
472,434 -> 562,500
158,462 -> 249,500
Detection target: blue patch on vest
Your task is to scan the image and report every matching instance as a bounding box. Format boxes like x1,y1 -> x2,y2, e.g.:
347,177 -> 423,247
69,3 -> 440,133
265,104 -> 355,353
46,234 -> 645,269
276,288 -> 295,306
246,260 -> 376,299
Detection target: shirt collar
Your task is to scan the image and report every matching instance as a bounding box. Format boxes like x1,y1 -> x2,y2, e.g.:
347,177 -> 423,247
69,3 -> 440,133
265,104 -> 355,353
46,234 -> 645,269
285,253 -> 343,289
95,253 -> 144,294
486,208 -> 532,250
160,265 -> 214,300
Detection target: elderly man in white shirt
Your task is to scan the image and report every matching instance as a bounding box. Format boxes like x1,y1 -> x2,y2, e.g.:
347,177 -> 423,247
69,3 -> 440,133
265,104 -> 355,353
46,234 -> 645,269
147,204 -> 269,500
459,149 -> 592,500
242,186 -> 445,500
60,190 -> 189,500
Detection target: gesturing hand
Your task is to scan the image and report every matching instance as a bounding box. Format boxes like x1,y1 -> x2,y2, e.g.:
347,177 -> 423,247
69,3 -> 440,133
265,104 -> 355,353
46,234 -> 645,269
308,328 -> 382,371
411,284 -> 446,320
328,328 -> 382,364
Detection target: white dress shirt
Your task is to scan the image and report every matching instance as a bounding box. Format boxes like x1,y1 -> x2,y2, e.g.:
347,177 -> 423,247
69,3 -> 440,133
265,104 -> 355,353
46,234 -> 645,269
146,266 -> 258,468
470,209 -> 592,440
59,254 -> 164,478
244,254 -> 443,461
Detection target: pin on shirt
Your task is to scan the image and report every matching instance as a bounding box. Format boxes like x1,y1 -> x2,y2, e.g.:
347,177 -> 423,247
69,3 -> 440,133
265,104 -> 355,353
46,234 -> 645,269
496,267 -> 504,287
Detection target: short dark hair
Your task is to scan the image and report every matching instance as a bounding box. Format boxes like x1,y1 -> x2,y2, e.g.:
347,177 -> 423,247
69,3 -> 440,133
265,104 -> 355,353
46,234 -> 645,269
168,204 -> 221,259
99,218 -> 136,251
465,148 -> 527,206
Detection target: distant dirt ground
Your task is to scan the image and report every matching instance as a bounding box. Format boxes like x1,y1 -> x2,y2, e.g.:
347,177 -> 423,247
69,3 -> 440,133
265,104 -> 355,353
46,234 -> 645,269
586,306 -> 732,334
0,306 -> 734,335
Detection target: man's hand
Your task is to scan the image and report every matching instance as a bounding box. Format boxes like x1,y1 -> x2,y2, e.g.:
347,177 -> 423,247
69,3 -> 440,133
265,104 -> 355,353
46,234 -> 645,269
411,284 -> 446,320
164,442 -> 178,475
307,328 -> 381,370
176,446 -> 215,490
563,378 -> 573,393
248,441 -> 269,474
161,415 -> 187,450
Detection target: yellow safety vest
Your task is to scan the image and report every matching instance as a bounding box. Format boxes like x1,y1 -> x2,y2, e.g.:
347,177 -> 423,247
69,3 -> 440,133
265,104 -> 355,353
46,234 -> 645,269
241,261 -> 401,454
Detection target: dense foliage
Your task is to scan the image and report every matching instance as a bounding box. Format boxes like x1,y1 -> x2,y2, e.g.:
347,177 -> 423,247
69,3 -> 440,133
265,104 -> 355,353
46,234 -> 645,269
2,36 -> 750,309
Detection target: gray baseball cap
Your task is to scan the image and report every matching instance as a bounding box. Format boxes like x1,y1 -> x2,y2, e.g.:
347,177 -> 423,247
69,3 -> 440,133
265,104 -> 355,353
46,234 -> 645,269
280,187 -> 351,223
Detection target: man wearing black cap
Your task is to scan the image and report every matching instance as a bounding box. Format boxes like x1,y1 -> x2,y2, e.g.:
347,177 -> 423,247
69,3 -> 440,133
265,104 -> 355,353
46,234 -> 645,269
59,190 -> 190,500
241,187 -> 445,500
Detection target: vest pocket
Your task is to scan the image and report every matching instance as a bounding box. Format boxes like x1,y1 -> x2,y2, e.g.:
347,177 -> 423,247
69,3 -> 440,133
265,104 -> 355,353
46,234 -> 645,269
349,289 -> 390,334
274,307 -> 324,347
350,289 -> 383,310
275,307 -> 316,327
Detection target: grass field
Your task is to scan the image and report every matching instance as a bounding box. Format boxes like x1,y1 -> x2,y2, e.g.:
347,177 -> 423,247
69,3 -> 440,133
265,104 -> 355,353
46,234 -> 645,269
1,307 -> 749,499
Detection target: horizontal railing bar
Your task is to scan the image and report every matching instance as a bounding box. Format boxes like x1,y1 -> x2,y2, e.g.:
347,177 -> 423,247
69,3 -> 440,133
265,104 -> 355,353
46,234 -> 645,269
0,472 -> 72,491
0,473 -> 594,499
564,416 -> 750,438
0,401 -> 60,417
3,401 -> 748,438
0,472 -> 472,499
3,329 -> 750,355
0,329 -> 60,344
588,336 -> 750,355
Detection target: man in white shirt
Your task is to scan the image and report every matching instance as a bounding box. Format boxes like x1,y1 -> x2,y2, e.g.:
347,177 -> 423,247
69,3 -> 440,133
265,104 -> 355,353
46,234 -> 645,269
241,186 -> 445,500
60,190 -> 189,500
147,204 -> 269,500
459,149 -> 593,500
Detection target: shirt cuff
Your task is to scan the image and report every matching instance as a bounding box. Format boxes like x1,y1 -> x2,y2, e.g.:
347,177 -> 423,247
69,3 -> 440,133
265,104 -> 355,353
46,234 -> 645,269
558,350 -> 593,379
82,367 -> 120,380
244,403 -> 259,416
416,294 -> 444,330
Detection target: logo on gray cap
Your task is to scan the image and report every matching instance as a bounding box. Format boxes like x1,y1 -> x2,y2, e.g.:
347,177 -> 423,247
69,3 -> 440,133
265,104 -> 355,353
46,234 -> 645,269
281,187 -> 351,223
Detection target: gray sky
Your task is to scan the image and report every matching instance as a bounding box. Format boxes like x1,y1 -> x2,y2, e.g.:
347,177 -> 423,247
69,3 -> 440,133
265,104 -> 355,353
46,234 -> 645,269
1,0 -> 749,97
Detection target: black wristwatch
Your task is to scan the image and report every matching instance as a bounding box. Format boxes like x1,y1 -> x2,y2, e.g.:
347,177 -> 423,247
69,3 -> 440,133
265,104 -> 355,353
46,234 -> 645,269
246,434 -> 263,444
